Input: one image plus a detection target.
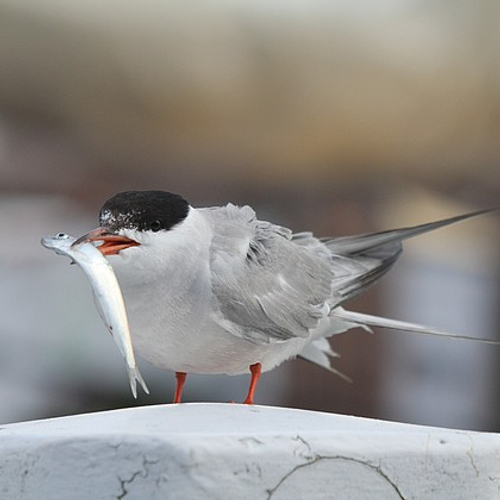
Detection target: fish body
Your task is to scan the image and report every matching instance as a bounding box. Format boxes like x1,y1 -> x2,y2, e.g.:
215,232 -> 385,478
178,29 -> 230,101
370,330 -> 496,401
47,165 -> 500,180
41,233 -> 149,398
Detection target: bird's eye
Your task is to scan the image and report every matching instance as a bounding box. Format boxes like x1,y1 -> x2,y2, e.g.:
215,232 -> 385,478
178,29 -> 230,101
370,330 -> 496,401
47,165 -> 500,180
150,220 -> 163,232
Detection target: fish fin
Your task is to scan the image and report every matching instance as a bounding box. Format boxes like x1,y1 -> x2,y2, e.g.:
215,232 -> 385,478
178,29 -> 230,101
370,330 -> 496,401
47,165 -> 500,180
331,308 -> 500,345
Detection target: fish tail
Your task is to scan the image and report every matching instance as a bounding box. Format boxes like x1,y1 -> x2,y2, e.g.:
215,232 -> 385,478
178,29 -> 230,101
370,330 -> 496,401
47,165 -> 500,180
127,366 -> 150,398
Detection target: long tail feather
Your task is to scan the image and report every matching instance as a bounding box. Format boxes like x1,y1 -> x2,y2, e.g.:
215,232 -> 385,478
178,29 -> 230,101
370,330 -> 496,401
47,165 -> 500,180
324,207 -> 498,255
330,307 -> 500,345
331,307 -> 500,345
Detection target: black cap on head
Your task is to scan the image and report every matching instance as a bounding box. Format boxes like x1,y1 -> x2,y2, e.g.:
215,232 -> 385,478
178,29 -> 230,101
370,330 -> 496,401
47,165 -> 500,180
99,191 -> 190,233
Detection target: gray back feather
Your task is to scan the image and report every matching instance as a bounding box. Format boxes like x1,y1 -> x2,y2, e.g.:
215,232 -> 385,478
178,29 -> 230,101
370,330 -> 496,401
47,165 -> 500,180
206,205 -> 333,343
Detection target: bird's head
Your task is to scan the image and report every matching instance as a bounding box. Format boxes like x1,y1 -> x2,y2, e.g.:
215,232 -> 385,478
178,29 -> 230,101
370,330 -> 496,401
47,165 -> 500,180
74,190 -> 190,256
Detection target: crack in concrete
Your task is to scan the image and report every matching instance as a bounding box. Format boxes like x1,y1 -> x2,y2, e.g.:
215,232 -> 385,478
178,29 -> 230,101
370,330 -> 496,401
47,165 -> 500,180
117,470 -> 142,500
291,435 -> 314,460
266,437 -> 405,500
239,437 -> 265,447
234,461 -> 263,479
487,475 -> 500,496
116,456 -> 160,499
466,435 -> 480,478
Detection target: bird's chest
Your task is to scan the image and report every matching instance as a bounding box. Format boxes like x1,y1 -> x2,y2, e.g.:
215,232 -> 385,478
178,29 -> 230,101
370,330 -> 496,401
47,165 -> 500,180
115,257 -> 214,369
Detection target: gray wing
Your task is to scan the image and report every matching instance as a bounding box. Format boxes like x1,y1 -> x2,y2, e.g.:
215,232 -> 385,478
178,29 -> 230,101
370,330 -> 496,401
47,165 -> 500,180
206,205 -> 334,344
292,231 -> 401,307
316,207 -> 497,306
206,205 -> 495,345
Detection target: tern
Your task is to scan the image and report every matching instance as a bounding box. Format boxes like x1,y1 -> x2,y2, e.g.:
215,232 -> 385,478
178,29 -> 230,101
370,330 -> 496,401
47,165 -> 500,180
75,191 -> 498,404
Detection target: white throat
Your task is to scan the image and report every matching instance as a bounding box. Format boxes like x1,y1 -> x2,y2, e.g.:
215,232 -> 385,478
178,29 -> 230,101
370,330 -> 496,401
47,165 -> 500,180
105,208 -> 214,366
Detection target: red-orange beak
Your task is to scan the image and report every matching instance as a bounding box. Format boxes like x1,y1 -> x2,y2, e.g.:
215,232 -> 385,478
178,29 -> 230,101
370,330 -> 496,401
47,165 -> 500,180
73,227 -> 140,256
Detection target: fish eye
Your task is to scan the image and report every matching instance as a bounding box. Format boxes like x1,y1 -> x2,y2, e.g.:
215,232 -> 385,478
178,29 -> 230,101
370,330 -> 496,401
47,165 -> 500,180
57,233 -> 68,239
150,220 -> 163,232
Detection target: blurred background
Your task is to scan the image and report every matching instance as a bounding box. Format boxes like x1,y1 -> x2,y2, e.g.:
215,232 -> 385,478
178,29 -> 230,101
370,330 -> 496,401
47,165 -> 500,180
0,0 -> 499,431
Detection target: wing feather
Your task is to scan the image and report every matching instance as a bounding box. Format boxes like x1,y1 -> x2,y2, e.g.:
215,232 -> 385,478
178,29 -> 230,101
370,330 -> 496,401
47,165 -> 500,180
205,205 -> 497,345
206,206 -> 333,343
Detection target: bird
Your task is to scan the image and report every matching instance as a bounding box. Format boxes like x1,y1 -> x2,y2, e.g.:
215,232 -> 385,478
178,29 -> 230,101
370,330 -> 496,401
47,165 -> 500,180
75,190 -> 498,404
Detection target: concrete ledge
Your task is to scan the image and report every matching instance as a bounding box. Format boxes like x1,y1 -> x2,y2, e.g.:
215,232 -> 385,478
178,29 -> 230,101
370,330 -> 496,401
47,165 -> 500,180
0,404 -> 499,499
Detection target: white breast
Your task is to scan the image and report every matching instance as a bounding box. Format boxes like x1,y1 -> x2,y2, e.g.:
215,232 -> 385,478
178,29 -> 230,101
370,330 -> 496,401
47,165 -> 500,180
106,209 -> 216,369
106,208 -> 315,375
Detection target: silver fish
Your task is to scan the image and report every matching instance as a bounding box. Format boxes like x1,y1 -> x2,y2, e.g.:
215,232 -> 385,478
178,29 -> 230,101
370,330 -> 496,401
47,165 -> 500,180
41,233 -> 149,398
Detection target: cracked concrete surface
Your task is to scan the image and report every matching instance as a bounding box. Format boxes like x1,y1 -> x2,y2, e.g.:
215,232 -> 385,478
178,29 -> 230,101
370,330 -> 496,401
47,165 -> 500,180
267,455 -> 405,500
0,404 -> 499,499
116,456 -> 161,499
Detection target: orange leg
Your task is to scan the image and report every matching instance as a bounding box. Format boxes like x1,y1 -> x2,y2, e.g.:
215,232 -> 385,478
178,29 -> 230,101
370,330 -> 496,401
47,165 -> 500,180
173,372 -> 187,403
243,362 -> 262,405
